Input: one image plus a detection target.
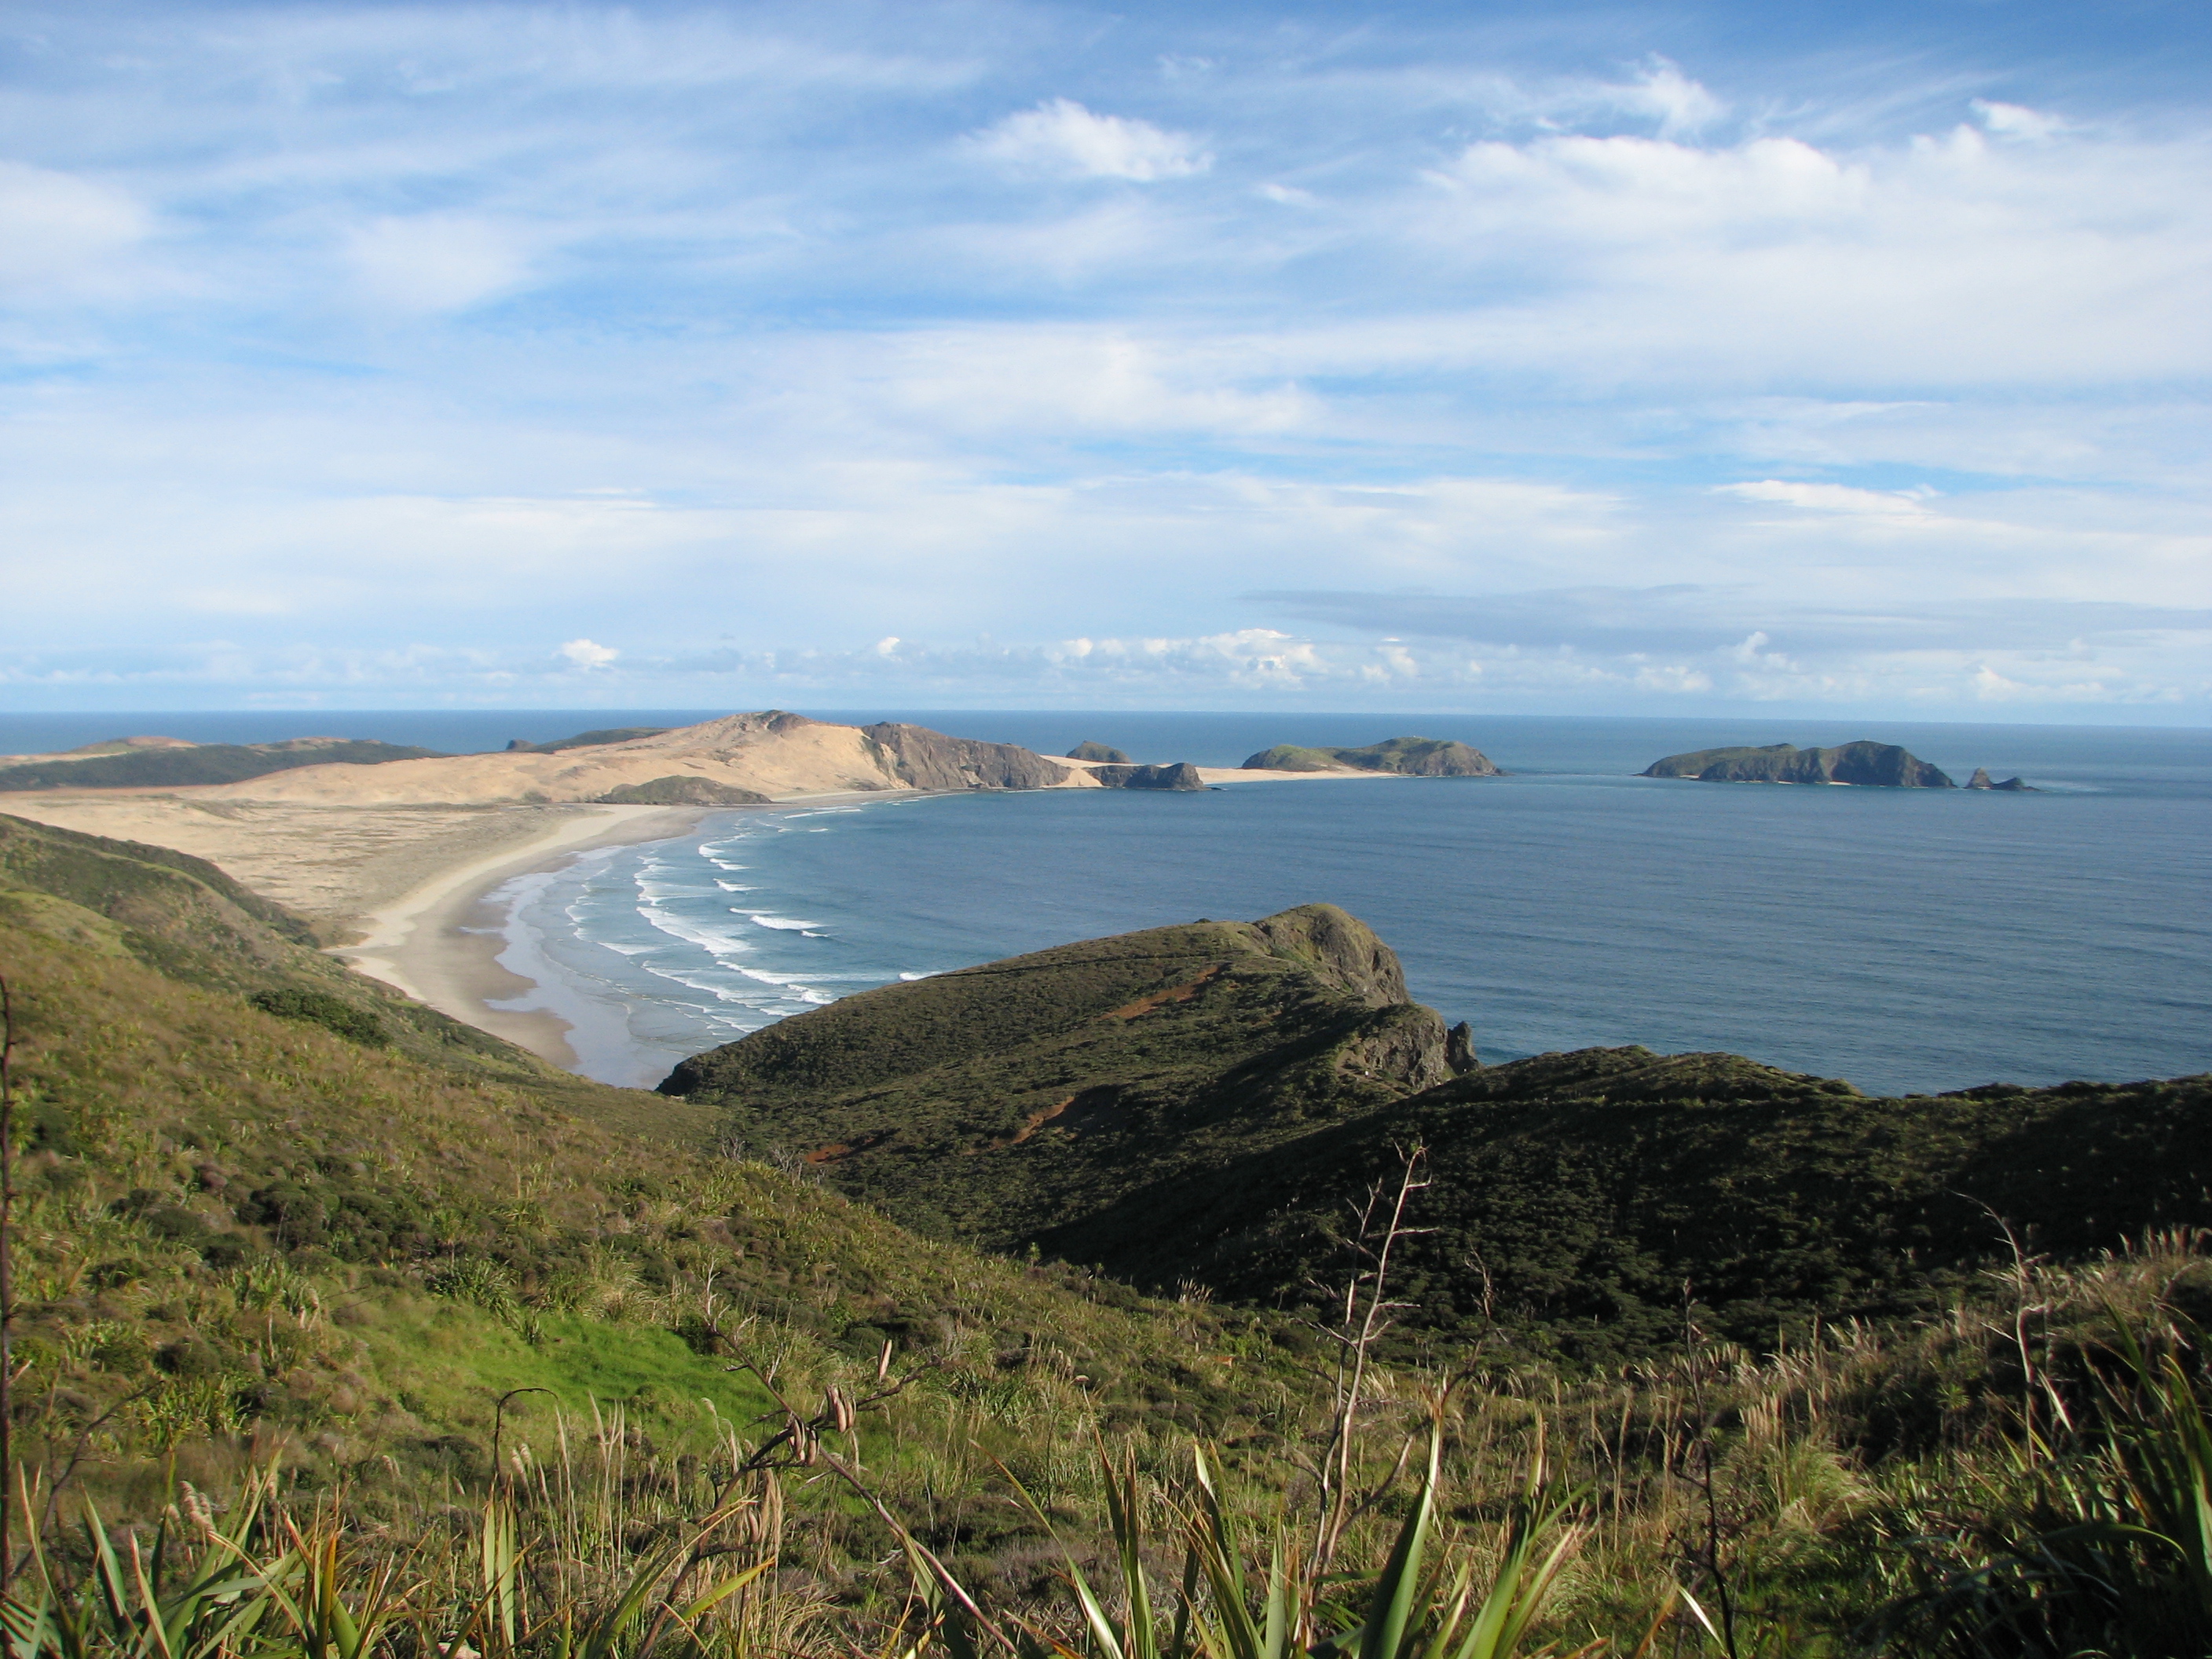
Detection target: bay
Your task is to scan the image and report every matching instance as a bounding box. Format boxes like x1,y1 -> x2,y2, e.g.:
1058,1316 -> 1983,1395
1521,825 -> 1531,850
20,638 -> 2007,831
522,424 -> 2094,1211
478,714 -> 2212,1097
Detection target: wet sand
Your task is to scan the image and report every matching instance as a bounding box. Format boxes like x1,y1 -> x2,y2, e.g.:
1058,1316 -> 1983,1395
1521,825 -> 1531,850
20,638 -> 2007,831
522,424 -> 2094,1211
329,805 -> 707,1065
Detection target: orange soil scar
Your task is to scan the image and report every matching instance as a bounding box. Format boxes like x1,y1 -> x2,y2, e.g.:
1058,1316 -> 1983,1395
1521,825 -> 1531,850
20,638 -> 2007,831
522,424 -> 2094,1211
965,1097 -> 1074,1155
1101,962 -> 1225,1020
804,1128 -> 891,1164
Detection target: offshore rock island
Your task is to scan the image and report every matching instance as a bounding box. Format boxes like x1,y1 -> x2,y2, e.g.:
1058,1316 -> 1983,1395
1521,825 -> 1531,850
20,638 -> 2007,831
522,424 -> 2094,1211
1643,739 -> 1955,786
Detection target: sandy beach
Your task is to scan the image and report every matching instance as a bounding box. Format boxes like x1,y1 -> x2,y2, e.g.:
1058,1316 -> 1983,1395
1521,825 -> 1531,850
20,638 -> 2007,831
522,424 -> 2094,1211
330,804 -> 709,1064
0,723 -> 1403,1076
0,790 -> 713,1066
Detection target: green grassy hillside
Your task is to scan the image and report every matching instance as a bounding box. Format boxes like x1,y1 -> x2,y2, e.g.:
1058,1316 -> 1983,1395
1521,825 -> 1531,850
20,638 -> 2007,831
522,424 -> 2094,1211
1044,1044 -> 2211,1361
666,905 -> 2209,1364
659,905 -> 1463,1246
9,816 -> 2212,1655
0,738 -> 443,791
0,814 -> 1273,1533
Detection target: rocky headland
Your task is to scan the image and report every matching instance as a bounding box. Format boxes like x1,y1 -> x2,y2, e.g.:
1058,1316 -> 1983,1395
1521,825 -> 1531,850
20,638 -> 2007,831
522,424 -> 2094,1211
659,899 -> 2210,1360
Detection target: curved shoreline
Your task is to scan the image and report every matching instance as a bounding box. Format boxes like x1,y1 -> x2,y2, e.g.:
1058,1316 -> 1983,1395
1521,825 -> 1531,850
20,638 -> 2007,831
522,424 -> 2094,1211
331,804 -> 710,1064
329,789 -> 932,1070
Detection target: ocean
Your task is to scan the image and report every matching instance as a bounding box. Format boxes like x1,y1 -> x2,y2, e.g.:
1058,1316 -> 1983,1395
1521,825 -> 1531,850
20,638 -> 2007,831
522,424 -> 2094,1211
3,709 -> 2203,1097
464,714 -> 2210,1097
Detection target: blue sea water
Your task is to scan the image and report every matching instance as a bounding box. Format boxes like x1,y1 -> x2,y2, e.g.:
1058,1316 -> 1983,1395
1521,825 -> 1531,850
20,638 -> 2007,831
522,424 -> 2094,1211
452,714 -> 2212,1098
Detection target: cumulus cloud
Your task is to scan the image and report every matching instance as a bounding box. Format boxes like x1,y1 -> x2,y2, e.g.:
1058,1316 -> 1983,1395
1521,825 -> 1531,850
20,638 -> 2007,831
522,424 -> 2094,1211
558,638 -> 619,670
1972,100 -> 2068,141
967,99 -> 1210,181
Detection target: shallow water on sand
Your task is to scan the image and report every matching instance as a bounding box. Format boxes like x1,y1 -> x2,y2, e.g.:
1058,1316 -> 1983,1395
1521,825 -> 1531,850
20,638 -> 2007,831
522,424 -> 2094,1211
481,716 -> 2212,1095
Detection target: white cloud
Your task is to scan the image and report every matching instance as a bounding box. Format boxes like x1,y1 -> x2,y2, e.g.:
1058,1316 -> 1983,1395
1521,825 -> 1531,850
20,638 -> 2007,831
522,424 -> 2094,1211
1605,59 -> 1728,137
557,638 -> 619,670
1,8 -> 2207,719
344,215 -> 533,312
967,99 -> 1210,181
1972,100 -> 2067,141
1715,481 -> 1934,515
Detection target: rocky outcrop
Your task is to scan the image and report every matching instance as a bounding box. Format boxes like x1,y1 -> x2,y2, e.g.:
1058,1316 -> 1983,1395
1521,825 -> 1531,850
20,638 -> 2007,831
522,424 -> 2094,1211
1067,741 -> 1130,763
860,723 -> 1076,791
1090,762 -> 1207,791
595,776 -> 771,806
1243,737 -> 1503,776
1965,767 -> 2037,792
1243,902 -> 1410,1005
1643,741 -> 1954,788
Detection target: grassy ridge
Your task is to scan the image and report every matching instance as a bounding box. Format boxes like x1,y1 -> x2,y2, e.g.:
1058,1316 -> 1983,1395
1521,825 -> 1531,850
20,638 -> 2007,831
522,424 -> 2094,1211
669,900 -> 2210,1362
0,815 -> 1276,1534
1240,737 -> 1500,775
1044,1045 -> 2212,1361
0,738 -> 442,791
1641,741 -> 1954,787
661,906 -> 1458,1247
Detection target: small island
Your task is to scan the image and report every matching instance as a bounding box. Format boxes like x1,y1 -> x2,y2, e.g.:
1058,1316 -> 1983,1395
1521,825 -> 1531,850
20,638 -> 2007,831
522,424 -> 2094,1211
1965,767 -> 2037,792
1066,740 -> 1130,763
1643,741 -> 1954,787
1243,736 -> 1503,776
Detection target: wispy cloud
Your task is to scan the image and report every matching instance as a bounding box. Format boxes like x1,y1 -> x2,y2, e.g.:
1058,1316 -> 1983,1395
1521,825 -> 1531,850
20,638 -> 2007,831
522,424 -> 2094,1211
0,2 -> 2207,716
966,99 -> 1211,181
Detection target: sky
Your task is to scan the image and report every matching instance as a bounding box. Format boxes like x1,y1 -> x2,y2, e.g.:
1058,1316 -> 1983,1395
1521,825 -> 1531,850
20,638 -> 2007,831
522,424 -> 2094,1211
2,0 -> 2209,717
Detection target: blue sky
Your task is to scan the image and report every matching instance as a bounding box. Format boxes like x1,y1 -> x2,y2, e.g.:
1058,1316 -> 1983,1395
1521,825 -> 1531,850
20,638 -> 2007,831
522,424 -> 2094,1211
2,0 -> 2207,716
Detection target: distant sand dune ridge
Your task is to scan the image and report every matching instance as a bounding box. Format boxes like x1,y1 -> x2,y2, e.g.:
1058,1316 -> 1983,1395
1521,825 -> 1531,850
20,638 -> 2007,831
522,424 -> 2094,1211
195,710 -> 1104,807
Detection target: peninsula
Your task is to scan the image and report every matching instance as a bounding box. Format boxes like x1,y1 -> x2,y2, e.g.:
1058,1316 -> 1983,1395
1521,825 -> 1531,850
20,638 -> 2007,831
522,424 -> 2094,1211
663,899 -> 2207,1361
1643,739 -> 1954,786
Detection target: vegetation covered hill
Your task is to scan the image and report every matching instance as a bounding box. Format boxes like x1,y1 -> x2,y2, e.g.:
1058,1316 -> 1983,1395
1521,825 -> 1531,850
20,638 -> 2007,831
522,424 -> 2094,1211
669,906 -> 2210,1364
1242,737 -> 1502,775
0,812 -> 1273,1528
659,905 -> 1466,1246
505,726 -> 673,753
6,814 -> 2212,1654
1045,1045 -> 2211,1361
1643,740 -> 1954,786
597,775 -> 771,804
0,737 -> 443,791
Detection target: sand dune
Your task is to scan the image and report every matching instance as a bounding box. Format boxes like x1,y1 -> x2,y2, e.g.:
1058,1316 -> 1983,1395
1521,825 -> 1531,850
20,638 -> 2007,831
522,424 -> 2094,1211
0,712 -> 1401,1068
200,711 -> 1101,806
